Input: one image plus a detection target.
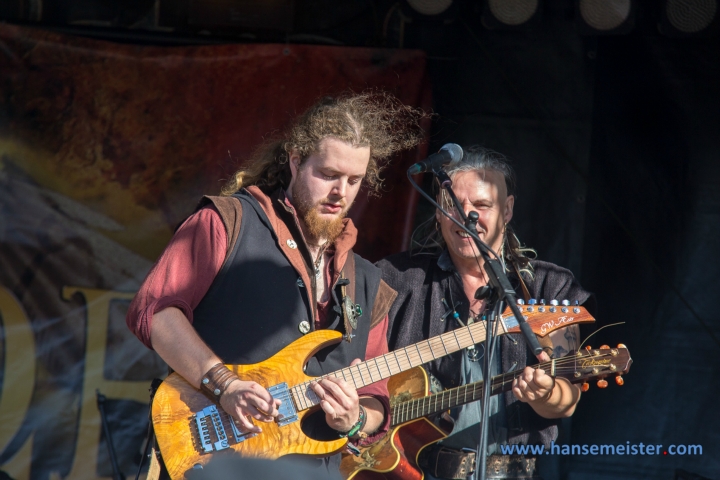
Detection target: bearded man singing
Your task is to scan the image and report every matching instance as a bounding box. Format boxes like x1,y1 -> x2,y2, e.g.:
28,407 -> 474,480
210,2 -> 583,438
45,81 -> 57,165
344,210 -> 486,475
126,93 -> 425,477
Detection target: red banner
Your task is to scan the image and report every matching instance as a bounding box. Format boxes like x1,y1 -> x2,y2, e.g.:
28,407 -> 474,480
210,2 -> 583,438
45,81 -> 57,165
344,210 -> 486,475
0,24 -> 430,479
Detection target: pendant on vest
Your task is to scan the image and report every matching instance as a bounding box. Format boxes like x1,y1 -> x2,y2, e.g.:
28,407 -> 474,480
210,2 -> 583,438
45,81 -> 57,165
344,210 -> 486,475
298,320 -> 311,334
342,295 -> 362,330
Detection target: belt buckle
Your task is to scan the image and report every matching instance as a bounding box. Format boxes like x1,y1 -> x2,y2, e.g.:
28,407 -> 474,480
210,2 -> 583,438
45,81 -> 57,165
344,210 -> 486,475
459,448 -> 477,477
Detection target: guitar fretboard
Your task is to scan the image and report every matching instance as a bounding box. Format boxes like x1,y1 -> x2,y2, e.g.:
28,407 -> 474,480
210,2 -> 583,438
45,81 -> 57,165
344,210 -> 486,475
389,352 -> 624,426
391,363 -> 534,426
289,317 -> 510,412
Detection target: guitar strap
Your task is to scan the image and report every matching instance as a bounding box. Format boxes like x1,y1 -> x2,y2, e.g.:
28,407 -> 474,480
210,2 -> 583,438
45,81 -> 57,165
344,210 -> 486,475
511,262 -> 554,357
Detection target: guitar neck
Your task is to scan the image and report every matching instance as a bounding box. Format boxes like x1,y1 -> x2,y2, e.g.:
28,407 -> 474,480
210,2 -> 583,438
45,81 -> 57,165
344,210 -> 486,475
390,364 -> 529,427
389,345 -> 632,426
291,319 -> 504,412
289,303 -> 596,413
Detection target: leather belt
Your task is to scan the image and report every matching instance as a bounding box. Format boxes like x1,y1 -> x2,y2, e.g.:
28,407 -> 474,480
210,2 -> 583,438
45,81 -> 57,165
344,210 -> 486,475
418,444 -> 542,480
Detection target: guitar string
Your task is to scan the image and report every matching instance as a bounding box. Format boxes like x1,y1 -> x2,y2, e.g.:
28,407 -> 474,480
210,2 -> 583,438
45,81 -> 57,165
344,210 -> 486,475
209,350 -> 613,438
393,351 -> 628,420
289,317 -> 595,411
282,310 -> 591,413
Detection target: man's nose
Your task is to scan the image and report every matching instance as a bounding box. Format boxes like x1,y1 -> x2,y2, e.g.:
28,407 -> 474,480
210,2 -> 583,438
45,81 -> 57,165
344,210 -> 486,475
331,178 -> 347,197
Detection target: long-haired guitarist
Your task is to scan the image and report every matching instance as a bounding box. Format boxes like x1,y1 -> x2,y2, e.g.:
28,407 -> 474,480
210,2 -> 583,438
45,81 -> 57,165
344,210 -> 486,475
126,92 -> 426,477
377,146 -> 596,480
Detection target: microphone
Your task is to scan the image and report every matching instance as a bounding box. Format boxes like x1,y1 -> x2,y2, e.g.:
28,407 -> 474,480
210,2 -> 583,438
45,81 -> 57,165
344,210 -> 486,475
407,143 -> 463,175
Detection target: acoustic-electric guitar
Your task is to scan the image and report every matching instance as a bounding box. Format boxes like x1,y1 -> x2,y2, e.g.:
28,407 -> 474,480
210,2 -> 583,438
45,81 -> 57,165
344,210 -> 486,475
340,345 -> 633,480
151,303 -> 594,479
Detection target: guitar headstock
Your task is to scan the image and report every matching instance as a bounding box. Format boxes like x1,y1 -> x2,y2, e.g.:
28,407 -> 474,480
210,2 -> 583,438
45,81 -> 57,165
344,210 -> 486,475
501,299 -> 595,337
552,344 -> 632,391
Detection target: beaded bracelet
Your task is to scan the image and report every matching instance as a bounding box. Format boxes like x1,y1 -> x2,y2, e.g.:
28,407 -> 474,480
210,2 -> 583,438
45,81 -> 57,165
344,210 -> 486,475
338,405 -> 367,439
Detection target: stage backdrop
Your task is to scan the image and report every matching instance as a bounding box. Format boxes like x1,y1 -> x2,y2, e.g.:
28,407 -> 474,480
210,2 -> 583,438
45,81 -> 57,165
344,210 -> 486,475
0,24 -> 430,479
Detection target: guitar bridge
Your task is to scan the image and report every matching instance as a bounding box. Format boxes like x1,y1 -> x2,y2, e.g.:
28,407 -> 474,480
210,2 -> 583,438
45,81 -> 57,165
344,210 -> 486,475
189,383 -> 298,454
192,405 -> 251,454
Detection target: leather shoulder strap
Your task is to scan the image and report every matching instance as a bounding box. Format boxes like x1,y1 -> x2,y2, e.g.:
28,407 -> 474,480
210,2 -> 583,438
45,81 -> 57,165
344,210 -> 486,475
199,195 -> 243,259
370,279 -> 397,330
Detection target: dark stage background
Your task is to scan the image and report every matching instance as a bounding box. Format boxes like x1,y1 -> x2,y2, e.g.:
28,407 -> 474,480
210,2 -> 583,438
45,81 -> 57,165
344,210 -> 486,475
1,1 -> 719,479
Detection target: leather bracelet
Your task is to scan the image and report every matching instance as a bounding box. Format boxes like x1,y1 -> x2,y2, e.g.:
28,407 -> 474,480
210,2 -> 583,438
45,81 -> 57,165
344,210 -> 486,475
200,363 -> 240,399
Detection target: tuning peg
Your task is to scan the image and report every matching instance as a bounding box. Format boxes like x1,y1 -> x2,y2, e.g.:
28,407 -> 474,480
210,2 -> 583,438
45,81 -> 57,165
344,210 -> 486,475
581,382 -> 590,392
528,298 -> 537,305
574,300 -> 580,305
615,375 -> 624,386
617,343 -> 627,348
540,299 -> 546,305
550,299 -> 559,306
600,344 -> 610,350
517,299 -> 525,305
561,299 -> 570,306
597,379 -> 608,389
585,345 -> 592,351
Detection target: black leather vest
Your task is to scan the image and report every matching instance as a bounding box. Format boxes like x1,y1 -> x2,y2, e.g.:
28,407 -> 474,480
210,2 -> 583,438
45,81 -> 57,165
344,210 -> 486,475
192,190 -> 380,377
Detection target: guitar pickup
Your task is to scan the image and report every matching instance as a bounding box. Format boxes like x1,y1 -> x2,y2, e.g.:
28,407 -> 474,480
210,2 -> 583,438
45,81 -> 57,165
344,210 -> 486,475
268,382 -> 298,427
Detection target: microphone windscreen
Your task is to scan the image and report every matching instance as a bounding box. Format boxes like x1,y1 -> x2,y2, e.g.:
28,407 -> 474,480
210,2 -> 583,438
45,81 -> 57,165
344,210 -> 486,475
440,143 -> 464,165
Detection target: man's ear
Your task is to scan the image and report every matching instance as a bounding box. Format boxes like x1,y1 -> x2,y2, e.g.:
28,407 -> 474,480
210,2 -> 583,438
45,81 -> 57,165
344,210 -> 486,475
288,149 -> 301,177
505,195 -> 515,224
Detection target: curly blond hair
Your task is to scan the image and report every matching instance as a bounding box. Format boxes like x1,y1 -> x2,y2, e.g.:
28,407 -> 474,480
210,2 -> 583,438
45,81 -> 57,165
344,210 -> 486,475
221,92 -> 427,196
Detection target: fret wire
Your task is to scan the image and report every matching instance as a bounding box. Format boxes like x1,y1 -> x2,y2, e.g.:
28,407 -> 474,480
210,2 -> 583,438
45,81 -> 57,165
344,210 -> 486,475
366,361 -> 375,383
451,329 -> 462,351
392,351 -> 403,373
354,364 -> 367,387
404,348 -> 413,371
414,343 -> 424,365
373,357 -> 385,378
347,366 -> 360,388
425,338 -> 438,359
383,354 -> 393,377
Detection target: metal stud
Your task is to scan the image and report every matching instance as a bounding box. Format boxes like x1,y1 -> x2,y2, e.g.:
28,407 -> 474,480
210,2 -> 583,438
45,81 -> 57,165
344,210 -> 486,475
298,320 -> 311,334
286,239 -> 297,249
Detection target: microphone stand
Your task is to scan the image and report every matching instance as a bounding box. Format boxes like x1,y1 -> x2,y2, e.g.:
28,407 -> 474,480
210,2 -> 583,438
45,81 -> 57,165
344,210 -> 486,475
430,168 -> 544,480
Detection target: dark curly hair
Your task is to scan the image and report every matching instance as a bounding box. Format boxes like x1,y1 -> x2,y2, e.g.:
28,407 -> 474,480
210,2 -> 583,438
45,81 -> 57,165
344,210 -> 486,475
221,92 -> 427,197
